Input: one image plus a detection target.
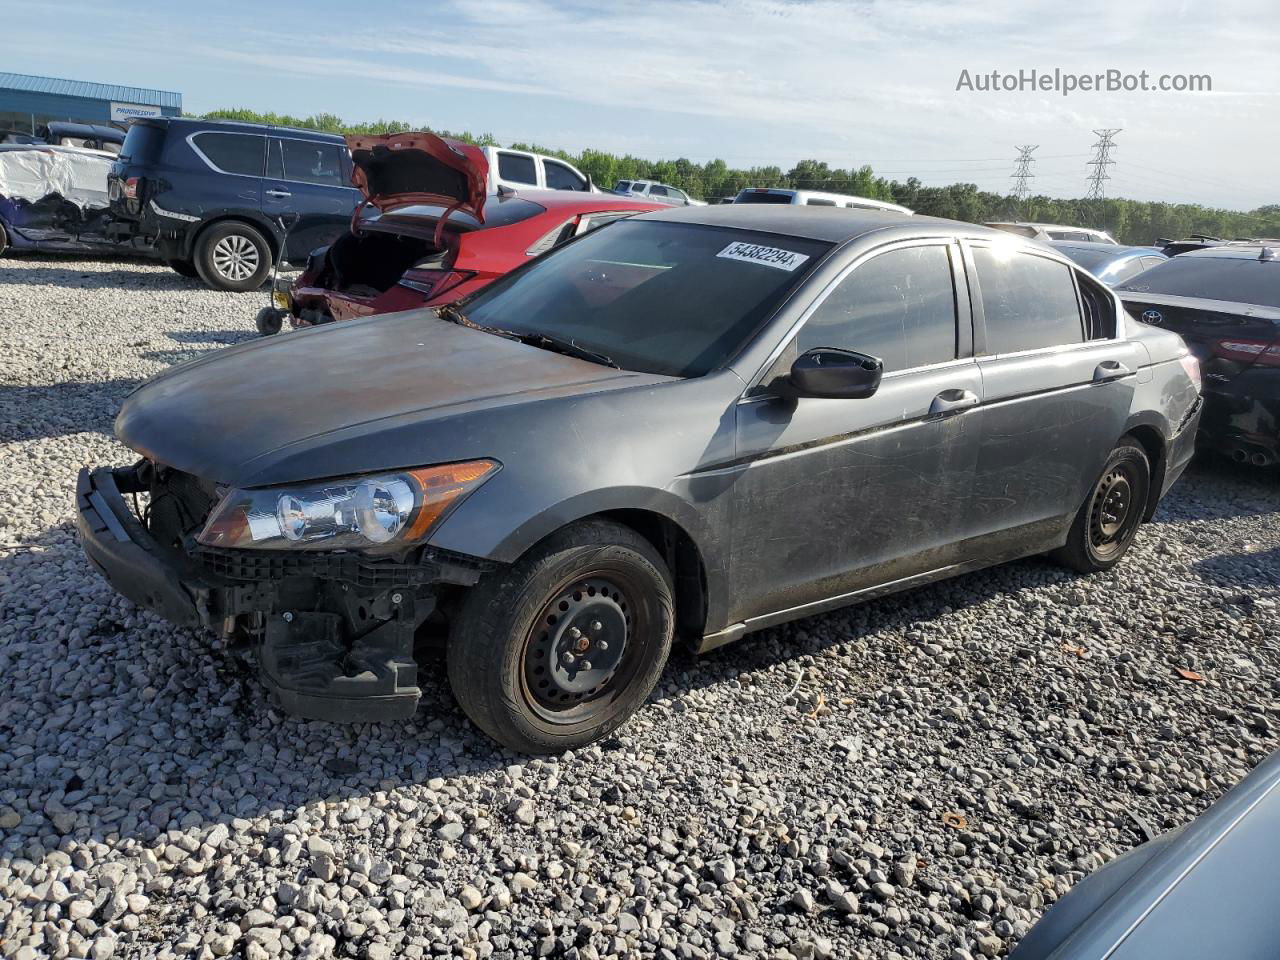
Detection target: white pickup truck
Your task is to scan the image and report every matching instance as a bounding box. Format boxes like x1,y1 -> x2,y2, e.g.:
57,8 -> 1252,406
482,146 -> 596,194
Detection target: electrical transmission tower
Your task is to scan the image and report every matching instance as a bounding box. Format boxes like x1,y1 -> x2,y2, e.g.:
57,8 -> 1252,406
1085,129 -> 1122,200
1011,145 -> 1038,201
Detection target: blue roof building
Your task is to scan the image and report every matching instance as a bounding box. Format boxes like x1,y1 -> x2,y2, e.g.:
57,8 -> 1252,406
0,71 -> 182,134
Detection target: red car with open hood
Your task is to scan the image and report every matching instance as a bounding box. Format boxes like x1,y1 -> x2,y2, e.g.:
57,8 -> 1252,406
255,131 -> 662,334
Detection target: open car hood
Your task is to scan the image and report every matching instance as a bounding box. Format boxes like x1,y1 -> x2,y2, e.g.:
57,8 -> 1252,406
346,132 -> 488,220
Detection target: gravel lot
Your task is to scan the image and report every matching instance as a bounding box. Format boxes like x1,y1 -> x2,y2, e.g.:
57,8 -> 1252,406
1,256 -> 1278,960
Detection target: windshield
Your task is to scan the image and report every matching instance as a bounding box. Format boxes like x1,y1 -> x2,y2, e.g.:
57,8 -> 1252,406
736,191 -> 793,204
459,219 -> 831,377
1118,256 -> 1280,309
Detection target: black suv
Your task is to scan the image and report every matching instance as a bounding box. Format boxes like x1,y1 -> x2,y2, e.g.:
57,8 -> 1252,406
108,118 -> 359,291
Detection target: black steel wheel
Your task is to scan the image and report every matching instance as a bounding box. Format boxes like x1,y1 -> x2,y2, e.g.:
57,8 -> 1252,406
1053,437 -> 1151,573
254,306 -> 285,336
448,519 -> 674,753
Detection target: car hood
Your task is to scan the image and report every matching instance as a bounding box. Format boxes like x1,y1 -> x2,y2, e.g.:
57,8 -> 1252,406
116,312 -> 670,487
346,132 -> 488,220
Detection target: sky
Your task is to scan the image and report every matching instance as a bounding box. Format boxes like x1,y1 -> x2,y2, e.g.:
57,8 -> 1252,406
7,0 -> 1279,210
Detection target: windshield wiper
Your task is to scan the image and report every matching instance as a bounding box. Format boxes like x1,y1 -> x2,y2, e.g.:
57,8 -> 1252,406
516,333 -> 618,368
435,303 -> 519,341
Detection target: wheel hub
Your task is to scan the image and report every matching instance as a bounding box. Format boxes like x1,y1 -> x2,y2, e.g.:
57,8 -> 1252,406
524,577 -> 631,709
212,235 -> 259,280
1092,469 -> 1132,543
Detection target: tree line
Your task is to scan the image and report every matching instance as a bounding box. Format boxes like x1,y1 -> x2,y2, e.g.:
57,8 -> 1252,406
201,108 -> 1280,246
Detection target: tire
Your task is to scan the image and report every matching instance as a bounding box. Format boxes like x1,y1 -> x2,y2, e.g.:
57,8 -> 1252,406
194,222 -> 273,292
0,221 -> 8,257
166,258 -> 199,278
448,519 -> 674,754
1052,436 -> 1151,573
254,306 -> 285,336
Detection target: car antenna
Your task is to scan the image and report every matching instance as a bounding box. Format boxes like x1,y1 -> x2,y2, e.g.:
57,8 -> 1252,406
497,183 -> 516,198
1261,247 -> 1276,261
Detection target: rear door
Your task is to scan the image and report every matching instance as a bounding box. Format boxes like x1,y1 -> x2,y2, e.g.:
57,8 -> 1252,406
542,158 -> 588,191
263,136 -> 360,260
966,242 -> 1142,555
492,150 -> 539,191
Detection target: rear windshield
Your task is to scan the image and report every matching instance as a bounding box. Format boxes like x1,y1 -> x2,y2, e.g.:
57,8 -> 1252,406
1117,256 -> 1280,309
459,220 -> 832,377
736,191 -> 793,204
1055,246 -> 1113,271
119,123 -> 165,163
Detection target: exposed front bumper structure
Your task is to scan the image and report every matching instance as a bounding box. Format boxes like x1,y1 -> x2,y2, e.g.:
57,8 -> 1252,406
76,465 -> 490,723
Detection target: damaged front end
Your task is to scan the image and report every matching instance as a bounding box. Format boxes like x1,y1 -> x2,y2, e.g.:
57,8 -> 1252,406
76,460 -> 495,722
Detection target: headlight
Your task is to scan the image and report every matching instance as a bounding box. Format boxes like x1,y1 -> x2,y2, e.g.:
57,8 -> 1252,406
196,460 -> 498,551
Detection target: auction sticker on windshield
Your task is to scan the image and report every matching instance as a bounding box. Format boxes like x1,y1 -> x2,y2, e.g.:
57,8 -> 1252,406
716,241 -> 810,271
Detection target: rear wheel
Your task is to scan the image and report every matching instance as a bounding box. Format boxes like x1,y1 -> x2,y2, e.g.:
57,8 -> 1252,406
166,258 -> 199,278
0,221 -> 8,257
1053,437 -> 1150,573
447,520 -> 674,754
195,222 -> 273,291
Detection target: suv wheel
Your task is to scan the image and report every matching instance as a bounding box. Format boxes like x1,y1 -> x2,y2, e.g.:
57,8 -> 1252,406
1053,436 -> 1151,573
195,222 -> 272,291
0,221 -> 8,258
447,519 -> 674,754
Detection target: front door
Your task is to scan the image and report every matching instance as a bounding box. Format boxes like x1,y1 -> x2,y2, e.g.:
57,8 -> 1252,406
727,240 -> 985,625
262,136 -> 360,261
964,243 -> 1142,556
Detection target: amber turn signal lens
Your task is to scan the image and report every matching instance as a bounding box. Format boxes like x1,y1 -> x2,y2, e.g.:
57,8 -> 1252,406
402,460 -> 499,540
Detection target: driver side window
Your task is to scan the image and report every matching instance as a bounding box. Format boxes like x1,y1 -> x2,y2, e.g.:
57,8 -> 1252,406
796,244 -> 959,371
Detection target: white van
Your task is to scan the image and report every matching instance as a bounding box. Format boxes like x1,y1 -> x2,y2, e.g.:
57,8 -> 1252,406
733,187 -> 912,214
482,146 -> 596,194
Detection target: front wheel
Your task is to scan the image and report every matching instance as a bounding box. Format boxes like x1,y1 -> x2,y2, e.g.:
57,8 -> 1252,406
1052,437 -> 1151,573
448,520 -> 674,754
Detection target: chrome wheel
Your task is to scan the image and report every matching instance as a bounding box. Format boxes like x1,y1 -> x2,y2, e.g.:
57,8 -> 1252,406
211,234 -> 260,281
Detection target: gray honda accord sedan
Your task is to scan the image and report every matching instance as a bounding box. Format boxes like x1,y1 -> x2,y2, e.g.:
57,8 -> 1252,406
77,206 -> 1202,752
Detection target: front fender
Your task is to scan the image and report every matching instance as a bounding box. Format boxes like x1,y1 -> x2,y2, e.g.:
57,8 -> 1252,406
430,484 -> 733,634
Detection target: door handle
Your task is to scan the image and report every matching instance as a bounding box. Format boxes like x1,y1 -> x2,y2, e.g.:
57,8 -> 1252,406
265,189 -> 292,198
1093,360 -> 1132,382
929,388 -> 980,416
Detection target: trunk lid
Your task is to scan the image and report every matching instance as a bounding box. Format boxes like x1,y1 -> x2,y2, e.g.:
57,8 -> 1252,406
346,132 -> 488,221
1120,292 -> 1280,380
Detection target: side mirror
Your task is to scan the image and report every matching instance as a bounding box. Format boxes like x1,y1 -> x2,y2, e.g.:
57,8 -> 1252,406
785,348 -> 883,399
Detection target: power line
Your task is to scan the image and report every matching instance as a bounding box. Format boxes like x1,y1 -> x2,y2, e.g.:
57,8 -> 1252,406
1085,129 -> 1122,200
1011,145 -> 1038,201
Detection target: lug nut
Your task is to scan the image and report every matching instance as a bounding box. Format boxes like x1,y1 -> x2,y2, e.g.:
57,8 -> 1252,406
580,660 -> 592,671
562,652 -> 575,665
568,627 -> 582,639
591,620 -> 602,631
597,640 -> 609,651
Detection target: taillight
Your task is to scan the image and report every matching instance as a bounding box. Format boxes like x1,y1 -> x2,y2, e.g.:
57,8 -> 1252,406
123,176 -> 140,200
1212,337 -> 1280,368
1178,352 -> 1202,392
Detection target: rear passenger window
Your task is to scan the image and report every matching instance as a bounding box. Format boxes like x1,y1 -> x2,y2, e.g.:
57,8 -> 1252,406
192,133 -> 264,176
798,245 -> 958,371
806,198 -> 836,206
273,139 -> 346,186
498,152 -> 537,185
972,249 -> 1084,353
544,160 -> 586,191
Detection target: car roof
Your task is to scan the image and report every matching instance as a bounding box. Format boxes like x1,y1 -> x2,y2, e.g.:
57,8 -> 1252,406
635,203 -> 997,244
1049,240 -> 1163,257
1178,244 -> 1279,260
137,116 -> 345,142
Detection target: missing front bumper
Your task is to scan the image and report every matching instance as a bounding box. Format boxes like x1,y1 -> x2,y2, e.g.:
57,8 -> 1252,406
75,465 -> 490,723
